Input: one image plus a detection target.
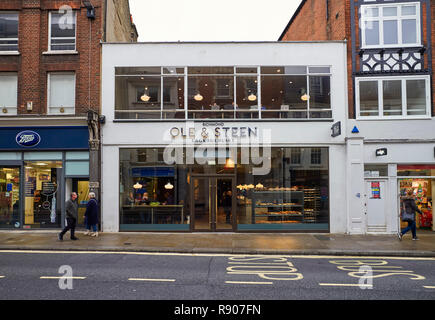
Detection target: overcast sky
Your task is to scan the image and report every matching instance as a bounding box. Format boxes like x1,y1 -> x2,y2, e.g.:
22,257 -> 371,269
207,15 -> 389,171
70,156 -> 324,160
128,0 -> 301,42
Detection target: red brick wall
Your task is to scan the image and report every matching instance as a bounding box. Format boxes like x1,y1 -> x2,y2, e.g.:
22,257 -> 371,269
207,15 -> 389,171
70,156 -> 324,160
0,0 -> 103,116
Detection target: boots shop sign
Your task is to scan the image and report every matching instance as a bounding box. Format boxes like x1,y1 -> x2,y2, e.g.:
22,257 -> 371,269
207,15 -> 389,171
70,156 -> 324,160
16,131 -> 41,148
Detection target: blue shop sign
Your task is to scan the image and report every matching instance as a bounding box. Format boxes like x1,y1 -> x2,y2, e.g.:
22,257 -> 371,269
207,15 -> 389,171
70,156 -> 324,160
0,126 -> 89,150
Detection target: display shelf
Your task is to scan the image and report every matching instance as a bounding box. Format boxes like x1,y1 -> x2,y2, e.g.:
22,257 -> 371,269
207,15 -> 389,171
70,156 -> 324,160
251,190 -> 304,224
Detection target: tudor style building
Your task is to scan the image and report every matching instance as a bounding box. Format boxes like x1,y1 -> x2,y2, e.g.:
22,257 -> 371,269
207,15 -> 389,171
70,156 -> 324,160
280,0 -> 435,234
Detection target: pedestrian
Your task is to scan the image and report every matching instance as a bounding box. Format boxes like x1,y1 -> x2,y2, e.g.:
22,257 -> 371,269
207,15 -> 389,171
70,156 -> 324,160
84,192 -> 99,237
58,192 -> 79,241
398,188 -> 423,241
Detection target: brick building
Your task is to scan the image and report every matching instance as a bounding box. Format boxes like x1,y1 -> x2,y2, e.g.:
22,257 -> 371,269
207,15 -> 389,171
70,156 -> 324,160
0,0 -> 137,230
279,0 -> 435,234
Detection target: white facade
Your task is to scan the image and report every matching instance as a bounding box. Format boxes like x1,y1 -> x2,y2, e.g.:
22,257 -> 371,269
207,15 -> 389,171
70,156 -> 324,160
101,41 -> 350,233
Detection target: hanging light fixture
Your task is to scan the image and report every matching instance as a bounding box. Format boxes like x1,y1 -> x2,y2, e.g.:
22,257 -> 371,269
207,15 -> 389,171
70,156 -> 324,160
301,94 -> 310,101
165,182 -> 174,190
248,93 -> 257,101
194,93 -> 203,101
133,182 -> 142,189
255,183 -> 264,189
225,158 -> 235,169
141,87 -> 150,102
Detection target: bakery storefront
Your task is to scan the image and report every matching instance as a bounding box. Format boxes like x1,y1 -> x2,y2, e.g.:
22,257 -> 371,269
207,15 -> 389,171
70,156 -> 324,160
101,42 -> 348,233
0,126 -> 90,229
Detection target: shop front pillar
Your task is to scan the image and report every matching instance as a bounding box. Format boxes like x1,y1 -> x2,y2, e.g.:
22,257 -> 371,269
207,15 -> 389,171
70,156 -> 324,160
346,137 -> 365,234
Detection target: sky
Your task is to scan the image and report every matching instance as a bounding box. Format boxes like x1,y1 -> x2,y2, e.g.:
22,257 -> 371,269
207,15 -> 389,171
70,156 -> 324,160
128,0 -> 302,42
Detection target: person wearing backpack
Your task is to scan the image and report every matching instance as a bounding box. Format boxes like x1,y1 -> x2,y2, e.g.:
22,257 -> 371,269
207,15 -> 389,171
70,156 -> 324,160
398,189 -> 423,241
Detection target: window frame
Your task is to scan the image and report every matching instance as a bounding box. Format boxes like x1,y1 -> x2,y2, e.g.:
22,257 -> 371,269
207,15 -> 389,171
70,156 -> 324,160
0,12 -> 19,53
360,2 -> 421,49
355,75 -> 431,120
47,72 -> 76,115
48,10 -> 77,53
0,72 -> 18,116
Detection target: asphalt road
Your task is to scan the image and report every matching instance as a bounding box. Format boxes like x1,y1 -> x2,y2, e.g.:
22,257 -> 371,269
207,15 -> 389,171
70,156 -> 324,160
0,250 -> 434,302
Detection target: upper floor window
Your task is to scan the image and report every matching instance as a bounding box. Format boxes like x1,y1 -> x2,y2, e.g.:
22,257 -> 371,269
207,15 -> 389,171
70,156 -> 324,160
114,66 -> 332,120
356,75 -> 430,119
49,11 -> 76,52
361,3 -> 421,48
0,73 -> 18,116
48,72 -> 76,115
0,12 -> 18,52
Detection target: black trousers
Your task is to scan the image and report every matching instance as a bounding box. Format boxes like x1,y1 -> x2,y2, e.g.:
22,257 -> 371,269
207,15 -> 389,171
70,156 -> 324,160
60,218 -> 76,238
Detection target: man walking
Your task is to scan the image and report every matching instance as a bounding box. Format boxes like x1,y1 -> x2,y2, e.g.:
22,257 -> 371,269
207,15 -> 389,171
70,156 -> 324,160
58,192 -> 79,241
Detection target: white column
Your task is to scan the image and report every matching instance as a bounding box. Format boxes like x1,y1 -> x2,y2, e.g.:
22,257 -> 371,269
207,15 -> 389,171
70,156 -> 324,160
101,145 -> 119,232
346,137 -> 365,234
388,164 -> 398,234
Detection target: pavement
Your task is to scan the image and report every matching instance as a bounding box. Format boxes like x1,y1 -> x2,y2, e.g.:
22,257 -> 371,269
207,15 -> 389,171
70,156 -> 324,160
0,229 -> 434,257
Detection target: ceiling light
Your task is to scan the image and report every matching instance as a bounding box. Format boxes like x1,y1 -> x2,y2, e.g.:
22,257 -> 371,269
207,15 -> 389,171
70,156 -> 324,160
248,93 -> 257,101
194,93 -> 203,101
301,94 -> 310,101
165,182 -> 174,190
133,182 -> 142,189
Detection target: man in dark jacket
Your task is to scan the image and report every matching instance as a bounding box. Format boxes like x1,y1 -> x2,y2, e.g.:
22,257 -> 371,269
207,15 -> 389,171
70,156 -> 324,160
58,192 -> 79,241
398,189 -> 423,241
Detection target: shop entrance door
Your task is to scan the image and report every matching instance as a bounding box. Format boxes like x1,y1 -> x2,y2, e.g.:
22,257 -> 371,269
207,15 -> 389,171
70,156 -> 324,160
365,180 -> 387,233
0,166 -> 21,229
191,177 -> 235,231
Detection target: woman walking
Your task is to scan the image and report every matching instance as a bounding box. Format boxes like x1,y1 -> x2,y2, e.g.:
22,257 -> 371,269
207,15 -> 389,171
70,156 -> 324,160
398,189 -> 423,241
84,192 -> 99,237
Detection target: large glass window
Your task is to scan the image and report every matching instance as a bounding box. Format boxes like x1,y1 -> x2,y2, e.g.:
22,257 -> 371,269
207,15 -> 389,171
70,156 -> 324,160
119,149 -> 189,231
114,66 -> 332,120
237,148 -> 329,231
0,12 -> 18,51
0,73 -> 18,116
119,147 -> 330,232
361,3 -> 420,48
24,161 -> 62,229
0,167 -> 20,229
49,11 -> 76,51
357,76 -> 429,119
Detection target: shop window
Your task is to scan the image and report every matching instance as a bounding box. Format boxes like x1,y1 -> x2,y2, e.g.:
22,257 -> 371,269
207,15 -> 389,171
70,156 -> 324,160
0,73 -> 17,116
356,76 -> 430,119
24,161 -> 62,229
119,148 -> 189,231
361,3 -> 421,48
398,165 -> 435,177
235,76 -> 259,119
48,72 -> 76,115
0,12 -> 19,52
364,164 -> 389,177
49,11 -> 76,51
237,148 -> 330,231
0,167 -> 20,229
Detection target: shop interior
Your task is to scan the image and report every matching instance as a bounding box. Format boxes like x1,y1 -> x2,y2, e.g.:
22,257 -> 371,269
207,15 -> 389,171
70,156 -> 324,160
400,178 -> 433,230
0,167 -> 20,228
24,161 -> 62,228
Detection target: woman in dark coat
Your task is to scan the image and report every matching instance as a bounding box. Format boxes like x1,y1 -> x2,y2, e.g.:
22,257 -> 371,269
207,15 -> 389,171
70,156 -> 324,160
84,192 -> 99,237
398,189 -> 422,241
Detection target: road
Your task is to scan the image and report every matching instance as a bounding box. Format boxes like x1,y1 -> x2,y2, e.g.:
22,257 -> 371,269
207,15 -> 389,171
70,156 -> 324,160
0,250 -> 434,301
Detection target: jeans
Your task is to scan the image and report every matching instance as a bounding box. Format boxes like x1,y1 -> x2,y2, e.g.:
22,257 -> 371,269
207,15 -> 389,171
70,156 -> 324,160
401,220 -> 416,238
86,222 -> 97,232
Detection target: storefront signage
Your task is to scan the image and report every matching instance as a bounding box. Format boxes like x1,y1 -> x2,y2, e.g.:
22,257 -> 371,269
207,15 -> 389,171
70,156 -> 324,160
376,148 -> 388,157
331,121 -> 341,138
15,131 -> 41,148
170,123 -> 259,143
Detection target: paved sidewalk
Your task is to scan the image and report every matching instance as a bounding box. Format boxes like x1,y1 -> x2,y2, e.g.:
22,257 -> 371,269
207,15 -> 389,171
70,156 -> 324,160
0,229 -> 434,257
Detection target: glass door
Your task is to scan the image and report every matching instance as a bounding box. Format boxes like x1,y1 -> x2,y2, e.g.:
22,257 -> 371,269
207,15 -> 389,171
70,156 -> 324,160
0,167 -> 20,229
191,177 -> 234,231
